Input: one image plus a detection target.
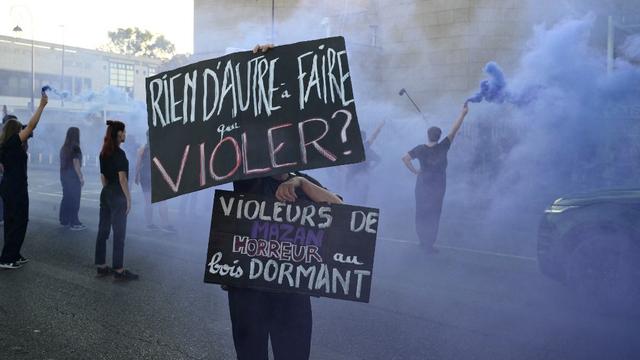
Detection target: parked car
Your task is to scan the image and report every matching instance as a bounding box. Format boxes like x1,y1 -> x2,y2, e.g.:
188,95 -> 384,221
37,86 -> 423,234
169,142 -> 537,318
538,189 -> 640,310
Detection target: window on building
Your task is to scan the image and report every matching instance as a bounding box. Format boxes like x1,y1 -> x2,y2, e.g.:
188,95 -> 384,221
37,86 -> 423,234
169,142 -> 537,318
109,62 -> 134,97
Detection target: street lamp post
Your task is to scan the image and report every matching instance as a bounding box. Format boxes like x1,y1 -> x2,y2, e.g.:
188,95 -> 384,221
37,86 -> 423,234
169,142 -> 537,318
60,24 -> 65,107
11,24 -> 35,113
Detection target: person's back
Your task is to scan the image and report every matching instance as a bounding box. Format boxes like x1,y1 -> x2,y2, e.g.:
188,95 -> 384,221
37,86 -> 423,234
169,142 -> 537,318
0,132 -> 28,193
410,138 -> 451,187
100,147 -> 128,189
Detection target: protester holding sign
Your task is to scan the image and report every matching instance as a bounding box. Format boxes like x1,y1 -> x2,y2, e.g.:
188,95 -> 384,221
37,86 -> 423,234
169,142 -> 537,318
402,102 -> 469,254
95,120 -> 138,280
228,172 -> 342,360
0,91 -> 48,269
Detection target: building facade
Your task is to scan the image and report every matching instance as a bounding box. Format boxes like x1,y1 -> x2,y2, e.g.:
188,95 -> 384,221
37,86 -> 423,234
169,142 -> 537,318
0,34 -> 161,116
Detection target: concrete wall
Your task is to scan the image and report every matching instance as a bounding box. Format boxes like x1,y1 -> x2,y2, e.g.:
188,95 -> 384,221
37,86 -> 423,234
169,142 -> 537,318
194,0 -> 530,108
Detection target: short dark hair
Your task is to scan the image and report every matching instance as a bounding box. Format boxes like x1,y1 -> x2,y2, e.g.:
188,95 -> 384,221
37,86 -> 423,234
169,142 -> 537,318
427,127 -> 442,142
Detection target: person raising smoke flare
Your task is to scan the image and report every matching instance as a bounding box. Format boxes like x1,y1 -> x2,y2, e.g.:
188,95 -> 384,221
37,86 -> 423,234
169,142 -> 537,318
402,102 -> 469,254
0,90 -> 48,269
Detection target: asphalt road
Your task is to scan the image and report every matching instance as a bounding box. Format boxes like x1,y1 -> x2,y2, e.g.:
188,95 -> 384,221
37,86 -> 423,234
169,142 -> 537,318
1,167 -> 639,360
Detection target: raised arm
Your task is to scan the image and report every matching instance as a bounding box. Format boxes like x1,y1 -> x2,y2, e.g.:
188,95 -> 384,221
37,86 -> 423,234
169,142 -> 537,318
402,154 -> 420,175
276,176 -> 342,204
367,121 -> 385,146
447,102 -> 469,142
19,91 -> 48,142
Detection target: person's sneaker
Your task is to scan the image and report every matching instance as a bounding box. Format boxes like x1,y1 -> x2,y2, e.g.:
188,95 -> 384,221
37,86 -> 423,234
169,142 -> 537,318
16,256 -> 29,265
70,224 -> 87,231
160,225 -> 177,233
96,266 -> 112,277
147,224 -> 160,231
0,261 -> 23,269
114,269 -> 139,281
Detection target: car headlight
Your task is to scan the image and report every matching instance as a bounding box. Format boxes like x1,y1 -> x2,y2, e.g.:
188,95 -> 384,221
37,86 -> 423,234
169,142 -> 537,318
544,204 -> 579,214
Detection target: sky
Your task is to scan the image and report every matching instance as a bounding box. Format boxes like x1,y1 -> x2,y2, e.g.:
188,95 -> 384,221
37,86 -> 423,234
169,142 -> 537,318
0,0 -> 194,54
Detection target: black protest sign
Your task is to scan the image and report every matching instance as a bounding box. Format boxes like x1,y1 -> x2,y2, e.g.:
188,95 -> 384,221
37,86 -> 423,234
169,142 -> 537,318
145,37 -> 363,202
204,190 -> 378,303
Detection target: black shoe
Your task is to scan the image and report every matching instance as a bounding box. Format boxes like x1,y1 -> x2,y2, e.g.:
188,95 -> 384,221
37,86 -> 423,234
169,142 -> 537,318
0,261 -> 23,269
114,269 -> 139,281
16,256 -> 29,265
96,266 -> 112,277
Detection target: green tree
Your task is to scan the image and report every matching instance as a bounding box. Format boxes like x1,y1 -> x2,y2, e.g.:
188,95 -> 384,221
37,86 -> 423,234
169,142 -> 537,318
102,27 -> 176,59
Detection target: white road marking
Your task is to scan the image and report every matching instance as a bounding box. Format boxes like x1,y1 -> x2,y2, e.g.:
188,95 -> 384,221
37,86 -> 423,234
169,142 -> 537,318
379,236 -> 537,262
30,191 -> 99,203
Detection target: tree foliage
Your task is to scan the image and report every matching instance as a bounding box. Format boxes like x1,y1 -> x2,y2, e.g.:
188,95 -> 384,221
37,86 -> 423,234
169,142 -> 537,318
102,27 -> 176,59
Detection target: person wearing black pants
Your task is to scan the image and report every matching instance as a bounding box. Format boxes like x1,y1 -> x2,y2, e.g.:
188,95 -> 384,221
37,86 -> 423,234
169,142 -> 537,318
94,120 -> 138,280
402,102 -> 469,254
229,173 -> 342,360
59,127 -> 86,230
0,91 -> 48,269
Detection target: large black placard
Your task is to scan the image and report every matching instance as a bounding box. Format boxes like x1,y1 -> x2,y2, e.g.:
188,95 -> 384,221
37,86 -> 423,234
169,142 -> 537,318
146,37 -> 363,202
204,190 -> 378,303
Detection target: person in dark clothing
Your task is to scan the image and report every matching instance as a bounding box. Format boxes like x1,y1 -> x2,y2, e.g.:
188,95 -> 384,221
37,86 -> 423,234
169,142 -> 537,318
0,92 -> 48,269
134,131 -> 175,232
229,172 -> 342,360
95,120 -> 138,280
346,121 -> 385,205
59,127 -> 86,230
402,102 -> 469,254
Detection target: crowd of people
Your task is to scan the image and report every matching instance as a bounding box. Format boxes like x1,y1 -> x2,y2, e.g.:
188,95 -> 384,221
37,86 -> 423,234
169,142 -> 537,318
0,44 -> 472,360
0,91 -> 178,280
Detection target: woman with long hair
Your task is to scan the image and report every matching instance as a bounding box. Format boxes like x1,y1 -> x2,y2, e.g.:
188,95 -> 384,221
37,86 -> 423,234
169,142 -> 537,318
95,120 -> 138,280
59,127 -> 86,230
0,91 -> 48,269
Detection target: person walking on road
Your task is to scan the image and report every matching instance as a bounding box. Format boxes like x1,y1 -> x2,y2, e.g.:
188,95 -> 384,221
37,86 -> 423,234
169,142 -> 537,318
0,91 -> 48,269
95,120 -> 138,280
59,127 -> 86,230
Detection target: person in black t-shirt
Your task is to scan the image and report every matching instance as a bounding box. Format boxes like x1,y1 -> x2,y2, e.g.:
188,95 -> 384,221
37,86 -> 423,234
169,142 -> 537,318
228,172 -> 342,360
59,127 -> 86,230
402,102 -> 469,254
0,91 -> 48,269
95,120 -> 138,280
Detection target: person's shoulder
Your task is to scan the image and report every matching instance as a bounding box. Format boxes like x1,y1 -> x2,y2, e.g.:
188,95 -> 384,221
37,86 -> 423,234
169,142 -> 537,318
117,147 -> 128,158
439,137 -> 452,147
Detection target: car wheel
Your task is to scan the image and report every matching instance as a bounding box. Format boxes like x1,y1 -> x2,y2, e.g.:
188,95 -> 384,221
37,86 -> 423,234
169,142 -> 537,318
565,226 -> 640,314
